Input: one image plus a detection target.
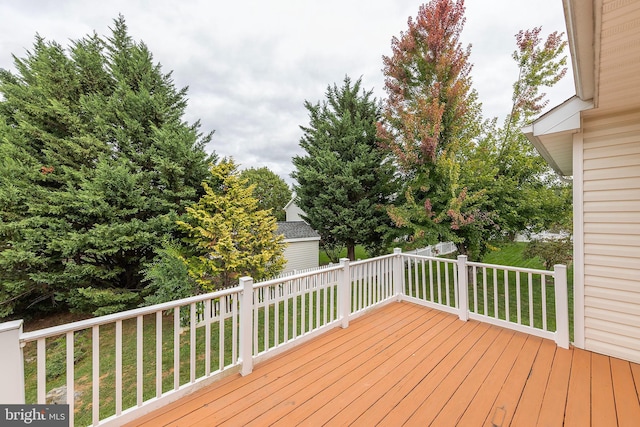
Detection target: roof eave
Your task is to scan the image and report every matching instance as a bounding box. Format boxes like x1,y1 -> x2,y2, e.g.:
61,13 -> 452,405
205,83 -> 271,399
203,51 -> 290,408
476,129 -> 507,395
522,96 -> 594,177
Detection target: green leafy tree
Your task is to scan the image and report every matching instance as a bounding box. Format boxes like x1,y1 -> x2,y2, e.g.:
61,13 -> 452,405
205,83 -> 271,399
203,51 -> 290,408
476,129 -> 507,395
379,0 -> 487,258
292,76 -> 397,261
0,16 -> 214,317
240,167 -> 291,221
177,159 -> 286,291
461,27 -> 570,243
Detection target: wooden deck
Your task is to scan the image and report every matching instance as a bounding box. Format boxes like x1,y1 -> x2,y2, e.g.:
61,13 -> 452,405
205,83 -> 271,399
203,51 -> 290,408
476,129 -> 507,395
128,302 -> 640,426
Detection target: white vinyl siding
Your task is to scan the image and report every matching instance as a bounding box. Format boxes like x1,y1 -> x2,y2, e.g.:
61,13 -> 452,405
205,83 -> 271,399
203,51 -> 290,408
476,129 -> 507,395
581,108 -> 640,363
281,240 -> 319,274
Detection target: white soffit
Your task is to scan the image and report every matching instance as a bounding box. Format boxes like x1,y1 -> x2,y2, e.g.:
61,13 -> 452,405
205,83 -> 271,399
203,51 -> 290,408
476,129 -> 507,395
522,96 -> 593,176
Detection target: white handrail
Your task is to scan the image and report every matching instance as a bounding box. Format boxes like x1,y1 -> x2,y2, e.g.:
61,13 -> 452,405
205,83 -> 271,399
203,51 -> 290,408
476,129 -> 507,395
20,286 -> 242,342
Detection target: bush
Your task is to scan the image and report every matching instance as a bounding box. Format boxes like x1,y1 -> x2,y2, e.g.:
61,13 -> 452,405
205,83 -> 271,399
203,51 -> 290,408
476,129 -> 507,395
523,237 -> 572,269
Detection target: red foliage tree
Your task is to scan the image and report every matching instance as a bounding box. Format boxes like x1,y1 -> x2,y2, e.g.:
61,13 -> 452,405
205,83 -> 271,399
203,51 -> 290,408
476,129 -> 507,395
379,0 -> 487,257
379,0 -> 476,171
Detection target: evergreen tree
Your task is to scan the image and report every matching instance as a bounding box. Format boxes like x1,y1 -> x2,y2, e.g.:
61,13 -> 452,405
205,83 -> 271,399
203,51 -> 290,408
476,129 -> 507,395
240,167 -> 292,221
292,76 -> 397,260
177,159 -> 285,291
0,16 -> 214,317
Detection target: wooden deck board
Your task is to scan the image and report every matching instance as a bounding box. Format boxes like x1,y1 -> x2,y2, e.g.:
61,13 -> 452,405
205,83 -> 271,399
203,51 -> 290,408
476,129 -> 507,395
355,321 -> 490,426
416,328 -> 515,425
433,329 -> 524,425
536,346 -> 573,426
481,335 -> 543,426
591,353 -> 618,427
243,308 -> 445,426
510,339 -> 556,426
389,323 -> 501,425
565,348 -> 592,426
125,301 -> 640,427
186,303 -> 424,426
611,357 -> 640,427
454,332 -> 526,426
319,313 -> 464,426
269,311 -> 455,426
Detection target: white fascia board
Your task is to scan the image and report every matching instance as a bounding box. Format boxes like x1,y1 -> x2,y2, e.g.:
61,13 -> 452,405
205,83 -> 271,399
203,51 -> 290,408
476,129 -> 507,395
531,96 -> 593,136
283,237 -> 321,243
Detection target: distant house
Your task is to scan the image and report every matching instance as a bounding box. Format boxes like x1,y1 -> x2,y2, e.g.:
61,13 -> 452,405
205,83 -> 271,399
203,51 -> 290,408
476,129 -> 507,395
276,194 -> 320,274
283,193 -> 306,222
523,0 -> 640,363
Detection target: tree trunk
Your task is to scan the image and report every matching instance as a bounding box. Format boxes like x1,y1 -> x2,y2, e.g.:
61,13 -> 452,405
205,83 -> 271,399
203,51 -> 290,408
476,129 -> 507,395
347,244 -> 356,261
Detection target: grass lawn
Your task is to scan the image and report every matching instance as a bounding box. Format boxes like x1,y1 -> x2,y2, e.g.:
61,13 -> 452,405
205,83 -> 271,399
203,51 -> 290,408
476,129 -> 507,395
319,245 -> 369,265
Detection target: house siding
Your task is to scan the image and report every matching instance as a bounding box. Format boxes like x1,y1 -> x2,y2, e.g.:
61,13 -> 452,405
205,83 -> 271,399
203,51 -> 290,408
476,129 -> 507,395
281,240 -> 319,274
285,203 -> 305,222
581,107 -> 640,363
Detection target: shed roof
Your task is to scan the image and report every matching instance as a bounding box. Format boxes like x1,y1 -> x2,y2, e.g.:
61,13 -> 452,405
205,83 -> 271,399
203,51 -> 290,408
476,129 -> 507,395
276,221 -> 320,241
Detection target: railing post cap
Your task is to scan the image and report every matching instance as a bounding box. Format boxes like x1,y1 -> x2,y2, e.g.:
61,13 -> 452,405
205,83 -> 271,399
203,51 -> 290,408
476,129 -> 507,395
553,264 -> 567,270
393,247 -> 402,254
339,257 -> 350,265
0,319 -> 23,333
457,254 -> 468,261
239,276 -> 254,287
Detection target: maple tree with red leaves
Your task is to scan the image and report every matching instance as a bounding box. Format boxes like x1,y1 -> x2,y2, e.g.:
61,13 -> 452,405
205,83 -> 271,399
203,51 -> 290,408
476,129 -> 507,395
379,0 -> 486,257
379,1 -> 569,260
379,0 -> 475,170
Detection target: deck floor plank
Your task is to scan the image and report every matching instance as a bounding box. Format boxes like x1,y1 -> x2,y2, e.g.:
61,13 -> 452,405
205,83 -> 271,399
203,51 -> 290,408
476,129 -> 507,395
244,308 -> 446,426
565,348 -> 592,426
454,332 -> 529,426
376,322 -> 494,425
536,346 -> 573,426
510,338 -> 557,427
591,353 -> 618,427
269,311 -> 457,426
611,357 -> 640,427
355,322 -> 489,426
480,335 -> 544,427
188,303 -> 426,426
123,302 -> 640,427
433,329 -> 524,425
415,328 -> 515,426
317,313 -> 466,426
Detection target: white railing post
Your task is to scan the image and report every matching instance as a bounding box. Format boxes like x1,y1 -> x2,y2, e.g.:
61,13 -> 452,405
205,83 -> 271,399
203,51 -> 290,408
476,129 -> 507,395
339,258 -> 351,328
554,264 -> 570,349
239,276 -> 254,376
457,255 -> 469,321
0,320 -> 25,403
393,248 -> 403,301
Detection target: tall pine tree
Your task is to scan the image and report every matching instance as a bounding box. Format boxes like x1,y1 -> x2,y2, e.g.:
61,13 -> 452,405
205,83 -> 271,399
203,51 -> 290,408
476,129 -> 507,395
292,76 -> 396,261
0,16 -> 215,317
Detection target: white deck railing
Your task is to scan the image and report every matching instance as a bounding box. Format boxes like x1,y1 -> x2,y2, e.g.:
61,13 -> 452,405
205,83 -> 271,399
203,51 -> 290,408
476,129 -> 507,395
0,249 -> 568,427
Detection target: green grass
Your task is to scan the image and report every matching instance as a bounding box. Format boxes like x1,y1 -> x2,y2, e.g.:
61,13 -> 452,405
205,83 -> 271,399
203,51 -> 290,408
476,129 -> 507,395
319,245 -> 369,265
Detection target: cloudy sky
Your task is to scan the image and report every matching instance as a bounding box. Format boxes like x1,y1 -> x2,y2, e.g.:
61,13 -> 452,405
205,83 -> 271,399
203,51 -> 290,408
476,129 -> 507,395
0,0 -> 574,184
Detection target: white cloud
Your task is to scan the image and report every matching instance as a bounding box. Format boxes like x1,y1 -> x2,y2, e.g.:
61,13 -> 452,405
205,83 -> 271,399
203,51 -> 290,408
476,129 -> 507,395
0,0 -> 574,185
